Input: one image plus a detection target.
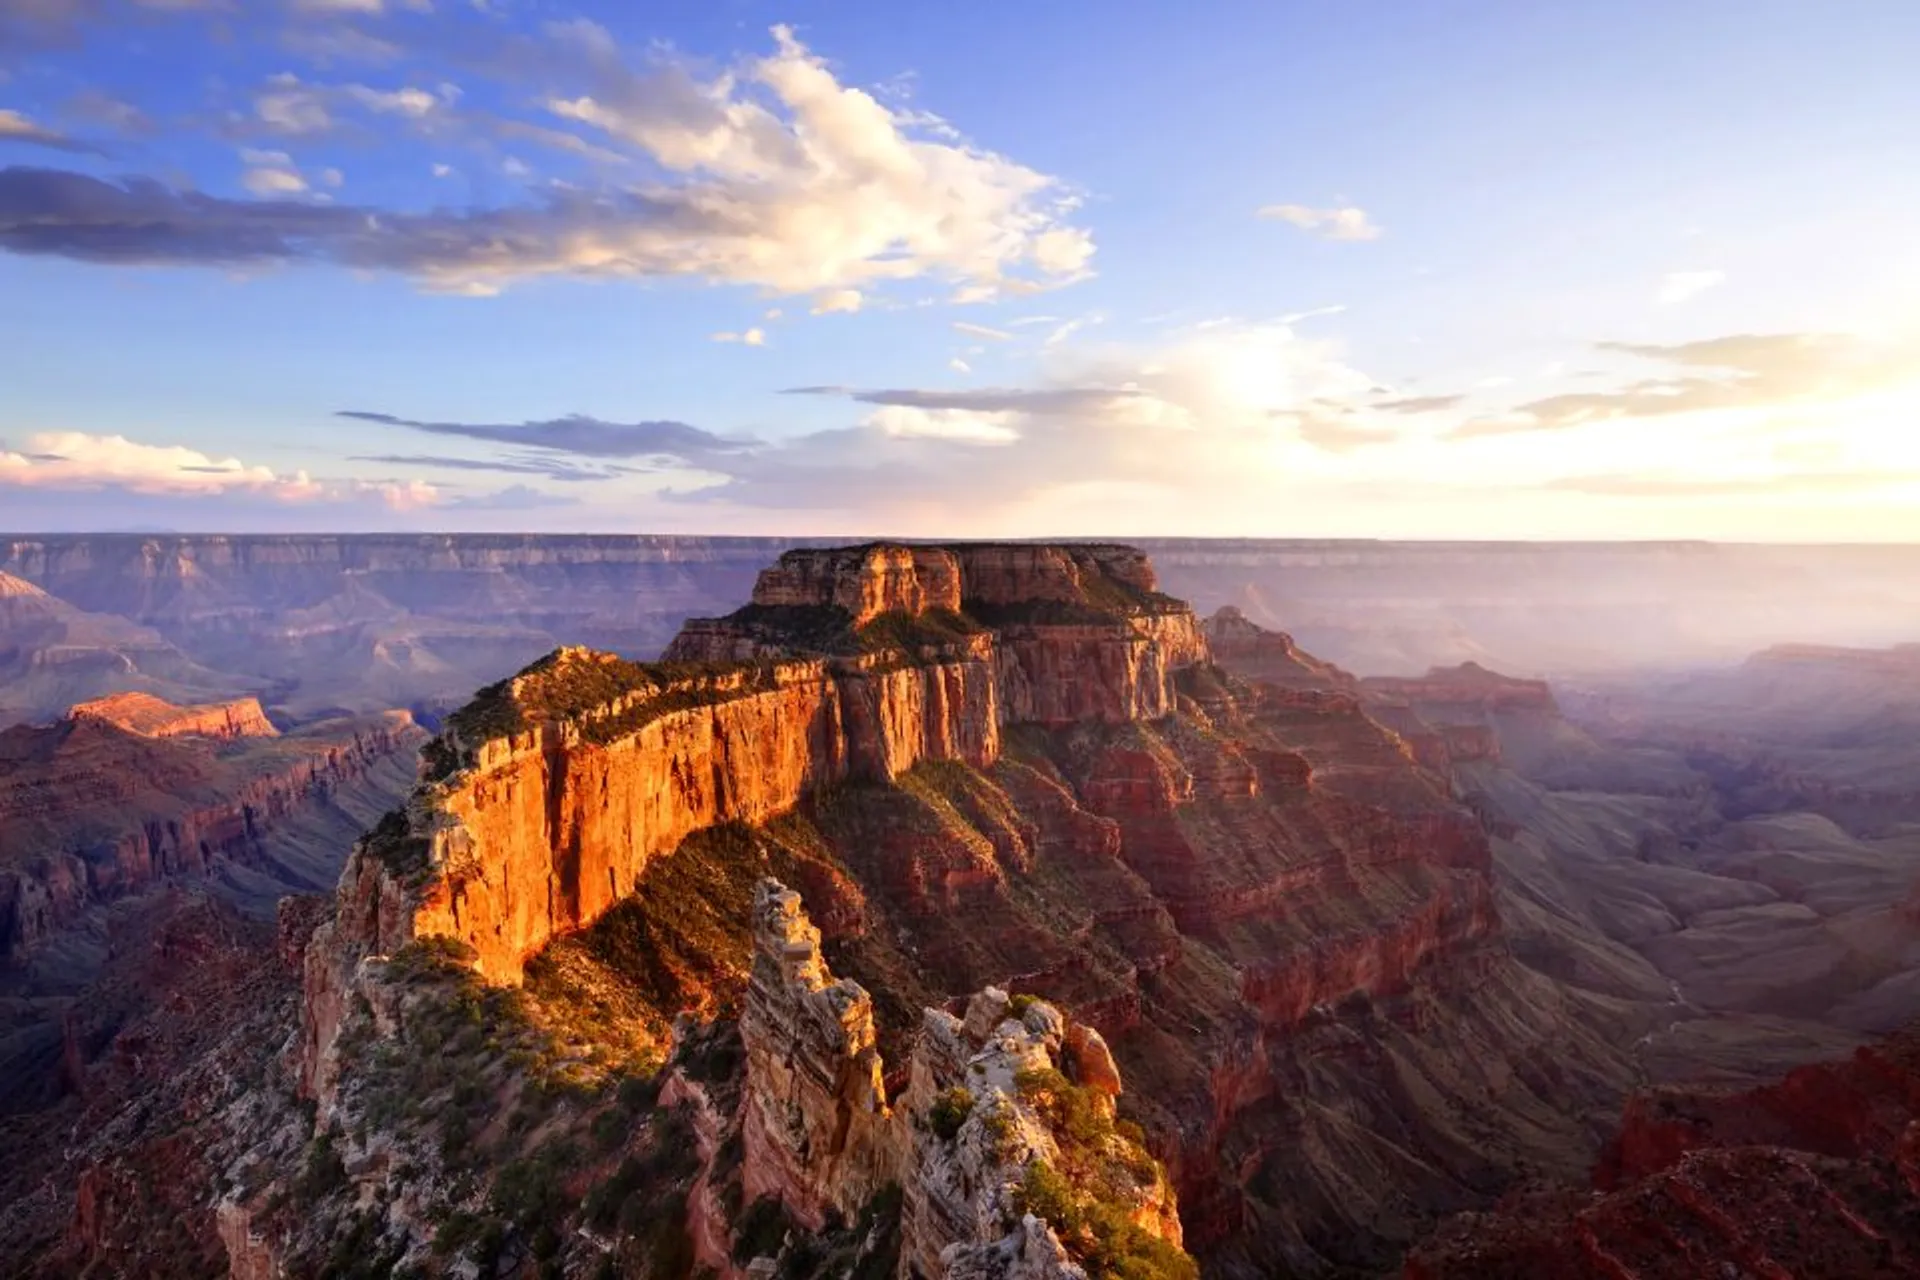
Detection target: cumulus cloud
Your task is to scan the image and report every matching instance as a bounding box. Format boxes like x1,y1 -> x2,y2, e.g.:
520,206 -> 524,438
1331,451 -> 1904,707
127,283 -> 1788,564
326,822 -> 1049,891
1453,332 -> 1916,438
1655,269 -> 1724,306
242,164 -> 308,196
0,107 -> 99,154
1258,203 -> 1382,241
2,25 -> 1092,301
810,288 -> 861,315
711,327 -> 765,346
337,409 -> 755,462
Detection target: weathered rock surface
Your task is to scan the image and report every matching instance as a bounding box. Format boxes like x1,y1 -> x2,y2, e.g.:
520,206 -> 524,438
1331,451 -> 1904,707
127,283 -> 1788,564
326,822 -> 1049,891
0,570 -> 250,727
738,880 -> 901,1231
69,691 -> 277,740
735,879 -> 1187,1279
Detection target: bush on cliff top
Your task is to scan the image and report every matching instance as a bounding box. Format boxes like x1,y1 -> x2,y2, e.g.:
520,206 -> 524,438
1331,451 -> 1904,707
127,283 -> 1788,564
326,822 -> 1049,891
1012,1067 -> 1194,1280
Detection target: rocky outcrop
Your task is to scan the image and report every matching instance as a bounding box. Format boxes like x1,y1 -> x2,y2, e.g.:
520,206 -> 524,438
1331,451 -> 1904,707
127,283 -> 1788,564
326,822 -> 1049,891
738,880 -> 901,1231
69,692 -> 277,740
0,709 -> 423,965
736,879 -> 1189,1279
292,543 -> 1636,1276
1361,662 -> 1558,715
1200,607 -> 1355,692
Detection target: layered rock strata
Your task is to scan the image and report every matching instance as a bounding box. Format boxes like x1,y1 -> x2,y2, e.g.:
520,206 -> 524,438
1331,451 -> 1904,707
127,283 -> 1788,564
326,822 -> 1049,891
1,708 -> 422,964
69,692 -> 277,740
295,544 -> 1633,1275
308,543 -> 1205,998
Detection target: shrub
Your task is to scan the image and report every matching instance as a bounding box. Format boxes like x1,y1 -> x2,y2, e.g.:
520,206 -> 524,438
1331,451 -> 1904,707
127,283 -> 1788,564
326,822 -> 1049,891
928,1086 -> 975,1141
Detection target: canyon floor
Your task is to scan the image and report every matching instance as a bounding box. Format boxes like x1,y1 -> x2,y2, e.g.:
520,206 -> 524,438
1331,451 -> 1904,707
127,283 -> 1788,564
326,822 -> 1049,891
1,538 -> 1917,1278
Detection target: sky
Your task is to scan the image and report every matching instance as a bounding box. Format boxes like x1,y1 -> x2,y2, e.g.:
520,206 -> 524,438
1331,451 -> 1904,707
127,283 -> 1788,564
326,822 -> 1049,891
2,0 -> 1919,539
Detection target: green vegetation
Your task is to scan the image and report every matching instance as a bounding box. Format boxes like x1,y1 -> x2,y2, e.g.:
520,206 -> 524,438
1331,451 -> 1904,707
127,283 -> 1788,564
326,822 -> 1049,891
853,607 -> 984,652
289,932 -> 706,1279
362,807 -> 431,880
1010,1068 -> 1195,1280
423,648 -> 774,776
929,1086 -> 975,1141
1013,1163 -> 1196,1280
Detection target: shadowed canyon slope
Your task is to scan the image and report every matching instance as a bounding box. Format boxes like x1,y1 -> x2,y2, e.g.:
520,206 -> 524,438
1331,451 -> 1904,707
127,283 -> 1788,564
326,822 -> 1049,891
1407,1024 -> 1920,1279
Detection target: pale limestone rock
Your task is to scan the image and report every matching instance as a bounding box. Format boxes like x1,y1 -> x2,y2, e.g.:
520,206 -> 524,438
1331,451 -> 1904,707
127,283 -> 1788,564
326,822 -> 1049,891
738,879 -> 902,1232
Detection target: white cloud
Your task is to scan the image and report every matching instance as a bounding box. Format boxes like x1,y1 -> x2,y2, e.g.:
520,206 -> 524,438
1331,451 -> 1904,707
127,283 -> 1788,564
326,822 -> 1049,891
711,328 -> 766,346
953,320 -> 1013,341
345,84 -> 442,117
1655,269 -> 1725,306
1258,203 -> 1383,242
810,288 -> 862,315
0,431 -> 454,511
865,405 -> 1018,443
431,163 -> 453,178
255,75 -> 333,134
0,432 -> 321,499
681,321 -> 1402,526
525,24 -> 1092,299
949,357 -> 972,374
763,307 -> 784,320
320,167 -> 344,188
242,166 -> 309,196
291,0 -> 386,12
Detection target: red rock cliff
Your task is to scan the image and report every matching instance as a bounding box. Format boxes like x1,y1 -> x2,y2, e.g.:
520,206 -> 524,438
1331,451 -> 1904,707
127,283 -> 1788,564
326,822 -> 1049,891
69,691 -> 278,740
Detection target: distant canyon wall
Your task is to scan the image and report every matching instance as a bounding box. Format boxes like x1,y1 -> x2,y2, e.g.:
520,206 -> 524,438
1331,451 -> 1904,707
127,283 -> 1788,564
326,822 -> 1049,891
7,536 -> 1920,688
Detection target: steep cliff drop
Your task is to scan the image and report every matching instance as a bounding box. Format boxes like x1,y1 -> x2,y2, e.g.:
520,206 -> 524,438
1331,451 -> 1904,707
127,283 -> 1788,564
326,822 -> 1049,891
272,542 -> 1643,1278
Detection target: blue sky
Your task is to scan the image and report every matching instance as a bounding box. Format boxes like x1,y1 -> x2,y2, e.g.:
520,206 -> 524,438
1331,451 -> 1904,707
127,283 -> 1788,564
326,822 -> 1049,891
2,0 -> 1918,537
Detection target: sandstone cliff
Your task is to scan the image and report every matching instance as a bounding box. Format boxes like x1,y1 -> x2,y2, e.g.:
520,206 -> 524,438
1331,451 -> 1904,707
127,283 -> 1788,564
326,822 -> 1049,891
307,543 -> 1204,996
69,691 -> 278,740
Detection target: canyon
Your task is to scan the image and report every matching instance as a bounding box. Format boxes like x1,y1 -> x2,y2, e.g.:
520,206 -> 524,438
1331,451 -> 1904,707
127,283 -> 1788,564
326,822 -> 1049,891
2,538 -> 1919,1277
276,543 -> 1650,1277
7,536 -> 1920,725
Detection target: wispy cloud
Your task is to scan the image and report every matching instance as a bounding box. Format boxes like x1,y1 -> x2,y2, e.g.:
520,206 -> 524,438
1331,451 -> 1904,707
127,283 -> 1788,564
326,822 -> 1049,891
337,410 -> 756,461
952,320 -> 1013,341
1452,332 -> 1916,438
711,328 -> 766,346
0,108 -> 101,154
1258,203 -> 1382,241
